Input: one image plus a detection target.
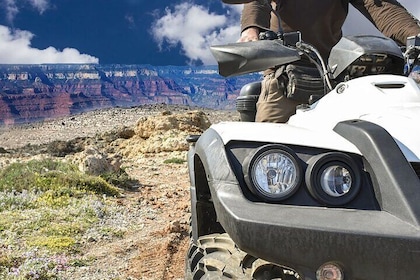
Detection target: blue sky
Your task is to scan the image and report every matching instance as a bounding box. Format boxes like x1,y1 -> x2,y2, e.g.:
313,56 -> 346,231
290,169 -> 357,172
0,0 -> 419,65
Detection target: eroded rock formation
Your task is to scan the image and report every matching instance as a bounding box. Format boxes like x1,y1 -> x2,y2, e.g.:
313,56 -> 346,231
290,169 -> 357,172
0,64 -> 259,124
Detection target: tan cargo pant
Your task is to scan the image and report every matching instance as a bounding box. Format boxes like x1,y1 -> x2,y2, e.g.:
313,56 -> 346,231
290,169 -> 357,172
255,73 -> 302,123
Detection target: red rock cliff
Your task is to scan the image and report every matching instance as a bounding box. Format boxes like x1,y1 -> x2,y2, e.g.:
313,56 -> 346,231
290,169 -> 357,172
0,64 -> 259,124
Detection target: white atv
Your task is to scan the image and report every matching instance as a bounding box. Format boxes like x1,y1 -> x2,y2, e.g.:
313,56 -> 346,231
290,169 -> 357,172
185,12 -> 420,280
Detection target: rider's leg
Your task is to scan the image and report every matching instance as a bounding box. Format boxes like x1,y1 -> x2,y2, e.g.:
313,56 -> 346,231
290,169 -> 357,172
255,73 -> 301,123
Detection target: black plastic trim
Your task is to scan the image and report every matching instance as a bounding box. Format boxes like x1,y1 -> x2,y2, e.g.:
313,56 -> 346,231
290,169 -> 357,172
333,120 -> 420,226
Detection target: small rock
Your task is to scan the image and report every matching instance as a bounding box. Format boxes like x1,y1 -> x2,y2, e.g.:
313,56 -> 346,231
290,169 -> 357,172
168,220 -> 181,233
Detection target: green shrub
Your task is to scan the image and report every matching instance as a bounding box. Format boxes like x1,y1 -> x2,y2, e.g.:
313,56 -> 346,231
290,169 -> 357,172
163,157 -> 186,164
0,159 -> 120,197
0,159 -> 77,192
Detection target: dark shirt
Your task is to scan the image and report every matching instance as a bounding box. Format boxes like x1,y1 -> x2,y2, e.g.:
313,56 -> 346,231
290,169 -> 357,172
241,0 -> 420,60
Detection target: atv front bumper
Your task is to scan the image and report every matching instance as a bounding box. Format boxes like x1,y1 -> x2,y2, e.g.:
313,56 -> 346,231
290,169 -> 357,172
212,179 -> 420,279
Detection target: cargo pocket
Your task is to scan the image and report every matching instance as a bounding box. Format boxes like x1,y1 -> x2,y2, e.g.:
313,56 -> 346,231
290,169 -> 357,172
255,73 -> 301,123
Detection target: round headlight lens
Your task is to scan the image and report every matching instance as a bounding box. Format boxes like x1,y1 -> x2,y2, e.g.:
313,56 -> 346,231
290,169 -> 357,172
306,153 -> 361,206
246,145 -> 302,201
320,165 -> 352,197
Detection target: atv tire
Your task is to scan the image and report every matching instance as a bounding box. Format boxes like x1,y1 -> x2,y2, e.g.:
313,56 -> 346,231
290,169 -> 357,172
185,233 -> 300,280
186,233 -> 248,279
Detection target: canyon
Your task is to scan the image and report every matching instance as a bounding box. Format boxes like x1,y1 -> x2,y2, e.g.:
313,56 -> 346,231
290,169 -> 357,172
0,64 -> 259,125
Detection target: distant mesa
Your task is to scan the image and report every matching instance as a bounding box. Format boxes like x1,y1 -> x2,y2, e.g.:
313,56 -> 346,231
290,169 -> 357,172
0,64 -> 259,125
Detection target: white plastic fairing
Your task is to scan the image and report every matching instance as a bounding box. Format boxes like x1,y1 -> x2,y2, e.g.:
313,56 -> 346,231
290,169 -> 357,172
212,74 -> 420,161
287,75 -> 420,161
212,121 -> 362,155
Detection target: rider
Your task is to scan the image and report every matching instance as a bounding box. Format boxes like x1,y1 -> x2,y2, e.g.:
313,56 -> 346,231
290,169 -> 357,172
238,0 -> 420,123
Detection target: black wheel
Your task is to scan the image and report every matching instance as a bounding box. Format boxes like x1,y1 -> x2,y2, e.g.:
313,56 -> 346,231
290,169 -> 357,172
185,233 -> 300,280
185,241 -> 197,279
186,233 -> 248,279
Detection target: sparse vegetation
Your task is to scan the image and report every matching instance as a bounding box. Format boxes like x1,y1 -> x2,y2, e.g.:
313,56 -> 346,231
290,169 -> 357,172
0,159 -> 120,196
0,159 -> 138,279
163,157 -> 186,164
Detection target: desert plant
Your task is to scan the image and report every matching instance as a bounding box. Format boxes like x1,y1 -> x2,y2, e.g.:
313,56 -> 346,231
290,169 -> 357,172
0,159 -> 137,279
163,157 -> 186,164
0,159 -> 120,197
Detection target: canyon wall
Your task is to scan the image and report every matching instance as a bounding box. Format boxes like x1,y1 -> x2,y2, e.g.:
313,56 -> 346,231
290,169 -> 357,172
0,64 -> 259,124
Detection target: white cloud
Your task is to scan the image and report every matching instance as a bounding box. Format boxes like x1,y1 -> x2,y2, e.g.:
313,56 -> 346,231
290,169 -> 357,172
3,0 -> 18,22
27,0 -> 49,13
0,25 -> 99,64
2,0 -> 50,22
151,3 -> 241,65
0,0 -> 98,64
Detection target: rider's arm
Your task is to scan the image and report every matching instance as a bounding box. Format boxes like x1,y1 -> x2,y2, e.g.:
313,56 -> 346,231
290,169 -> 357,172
239,0 -> 272,41
351,0 -> 420,45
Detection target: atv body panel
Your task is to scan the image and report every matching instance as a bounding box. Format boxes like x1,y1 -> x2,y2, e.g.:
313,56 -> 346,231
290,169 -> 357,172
188,75 -> 420,279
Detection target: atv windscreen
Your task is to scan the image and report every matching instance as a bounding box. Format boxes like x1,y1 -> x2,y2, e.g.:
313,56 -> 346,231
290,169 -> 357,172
328,35 -> 404,80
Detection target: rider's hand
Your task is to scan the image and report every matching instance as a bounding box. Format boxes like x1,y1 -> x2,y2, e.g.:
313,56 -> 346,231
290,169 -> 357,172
237,27 -> 260,42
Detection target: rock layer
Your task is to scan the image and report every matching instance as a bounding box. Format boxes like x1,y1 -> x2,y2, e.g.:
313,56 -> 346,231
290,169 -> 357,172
0,64 -> 259,124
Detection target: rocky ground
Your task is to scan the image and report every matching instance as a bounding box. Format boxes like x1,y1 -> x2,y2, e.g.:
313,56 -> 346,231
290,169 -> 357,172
0,105 -> 240,280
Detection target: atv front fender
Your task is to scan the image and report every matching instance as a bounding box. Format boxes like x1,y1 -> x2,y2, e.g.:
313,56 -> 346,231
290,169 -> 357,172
189,123 -> 420,280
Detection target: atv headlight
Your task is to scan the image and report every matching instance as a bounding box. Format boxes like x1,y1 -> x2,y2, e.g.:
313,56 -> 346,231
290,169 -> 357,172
244,145 -> 302,201
306,153 -> 361,205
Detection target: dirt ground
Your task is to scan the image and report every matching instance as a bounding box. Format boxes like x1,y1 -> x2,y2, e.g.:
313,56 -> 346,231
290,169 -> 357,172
71,151 -> 192,279
124,154 -> 191,279
0,105 -> 239,280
